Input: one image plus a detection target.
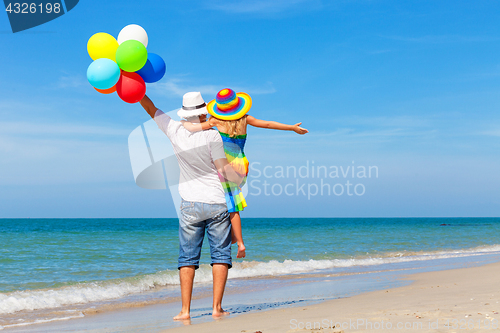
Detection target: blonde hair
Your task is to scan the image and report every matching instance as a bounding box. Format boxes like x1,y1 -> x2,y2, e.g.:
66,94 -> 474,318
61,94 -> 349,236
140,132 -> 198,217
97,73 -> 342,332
213,115 -> 247,137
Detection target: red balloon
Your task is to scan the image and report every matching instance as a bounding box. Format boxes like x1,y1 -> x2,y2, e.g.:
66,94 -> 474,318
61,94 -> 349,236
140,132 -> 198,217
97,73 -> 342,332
95,85 -> 116,94
116,71 -> 146,103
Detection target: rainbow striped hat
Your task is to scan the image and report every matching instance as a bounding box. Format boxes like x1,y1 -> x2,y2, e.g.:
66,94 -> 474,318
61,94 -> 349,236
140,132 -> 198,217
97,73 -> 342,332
207,88 -> 252,120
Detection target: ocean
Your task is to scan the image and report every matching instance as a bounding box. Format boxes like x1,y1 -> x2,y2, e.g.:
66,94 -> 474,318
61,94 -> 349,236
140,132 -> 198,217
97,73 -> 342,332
1,217 -> 500,330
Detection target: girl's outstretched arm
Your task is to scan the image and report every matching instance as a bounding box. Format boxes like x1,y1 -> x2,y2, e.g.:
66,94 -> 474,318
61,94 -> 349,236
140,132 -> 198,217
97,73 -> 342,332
246,115 -> 309,134
181,117 -> 216,132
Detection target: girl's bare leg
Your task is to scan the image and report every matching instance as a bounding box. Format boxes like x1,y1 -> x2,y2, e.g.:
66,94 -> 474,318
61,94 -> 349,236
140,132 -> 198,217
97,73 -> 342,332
230,212 -> 246,258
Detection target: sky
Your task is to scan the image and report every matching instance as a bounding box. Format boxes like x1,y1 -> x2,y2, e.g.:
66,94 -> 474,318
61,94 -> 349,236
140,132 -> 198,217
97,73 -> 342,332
0,0 -> 499,218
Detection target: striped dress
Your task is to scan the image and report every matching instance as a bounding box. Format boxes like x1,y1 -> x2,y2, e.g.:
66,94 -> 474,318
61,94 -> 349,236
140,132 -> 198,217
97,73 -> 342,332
218,132 -> 249,212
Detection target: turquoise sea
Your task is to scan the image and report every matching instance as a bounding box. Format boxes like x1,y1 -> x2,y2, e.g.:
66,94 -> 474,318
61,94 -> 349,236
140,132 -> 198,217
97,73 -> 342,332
1,218 -> 500,330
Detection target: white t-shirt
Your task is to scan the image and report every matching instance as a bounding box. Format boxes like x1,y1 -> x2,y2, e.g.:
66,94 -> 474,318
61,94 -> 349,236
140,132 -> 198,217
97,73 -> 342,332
154,110 -> 227,205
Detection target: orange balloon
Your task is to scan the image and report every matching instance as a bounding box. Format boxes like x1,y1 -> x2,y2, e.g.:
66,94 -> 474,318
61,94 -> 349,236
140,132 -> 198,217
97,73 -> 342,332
95,85 -> 116,94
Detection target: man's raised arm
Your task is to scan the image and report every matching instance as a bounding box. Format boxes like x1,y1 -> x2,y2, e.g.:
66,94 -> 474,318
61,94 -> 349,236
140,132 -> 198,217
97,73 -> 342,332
140,95 -> 158,119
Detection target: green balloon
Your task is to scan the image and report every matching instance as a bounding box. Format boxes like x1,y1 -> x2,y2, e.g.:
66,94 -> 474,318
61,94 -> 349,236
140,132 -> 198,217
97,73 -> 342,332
116,40 -> 148,72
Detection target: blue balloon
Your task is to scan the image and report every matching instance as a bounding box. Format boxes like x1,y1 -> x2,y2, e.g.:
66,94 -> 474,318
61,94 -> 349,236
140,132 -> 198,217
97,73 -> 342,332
87,58 -> 121,90
136,53 -> 166,83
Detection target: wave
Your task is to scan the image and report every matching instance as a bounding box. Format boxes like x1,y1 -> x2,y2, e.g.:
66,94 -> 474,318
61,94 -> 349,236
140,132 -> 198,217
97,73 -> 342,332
228,244 -> 500,278
1,244 -> 500,315
1,312 -> 84,329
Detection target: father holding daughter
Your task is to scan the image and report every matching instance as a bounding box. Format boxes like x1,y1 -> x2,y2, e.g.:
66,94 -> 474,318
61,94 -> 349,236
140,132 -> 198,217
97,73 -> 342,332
139,90 -> 307,320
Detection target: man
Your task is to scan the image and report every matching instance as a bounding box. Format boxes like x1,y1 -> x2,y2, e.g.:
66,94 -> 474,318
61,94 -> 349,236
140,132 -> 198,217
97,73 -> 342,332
139,92 -> 243,320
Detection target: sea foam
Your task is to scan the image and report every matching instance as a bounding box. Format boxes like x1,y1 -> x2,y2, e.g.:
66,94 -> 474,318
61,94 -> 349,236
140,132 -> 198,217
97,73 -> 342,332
1,244 -> 499,315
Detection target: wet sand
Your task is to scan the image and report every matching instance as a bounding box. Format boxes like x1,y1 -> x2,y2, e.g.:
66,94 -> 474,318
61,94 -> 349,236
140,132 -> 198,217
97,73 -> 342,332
163,261 -> 500,333
4,260 -> 499,332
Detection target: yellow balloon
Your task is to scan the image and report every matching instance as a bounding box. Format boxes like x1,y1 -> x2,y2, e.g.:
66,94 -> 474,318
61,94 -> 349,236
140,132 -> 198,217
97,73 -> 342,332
87,33 -> 119,62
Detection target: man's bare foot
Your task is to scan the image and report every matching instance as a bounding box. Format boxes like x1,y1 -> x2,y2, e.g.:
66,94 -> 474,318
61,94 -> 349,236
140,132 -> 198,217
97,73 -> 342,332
237,243 -> 246,258
173,311 -> 190,320
212,308 -> 230,318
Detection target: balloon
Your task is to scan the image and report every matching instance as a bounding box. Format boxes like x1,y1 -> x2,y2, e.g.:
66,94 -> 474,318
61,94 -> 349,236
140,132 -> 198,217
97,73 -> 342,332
87,33 -> 119,61
136,53 -> 166,83
116,72 -> 146,103
118,24 -> 148,47
116,40 -> 148,72
95,85 -> 116,94
87,58 -> 121,90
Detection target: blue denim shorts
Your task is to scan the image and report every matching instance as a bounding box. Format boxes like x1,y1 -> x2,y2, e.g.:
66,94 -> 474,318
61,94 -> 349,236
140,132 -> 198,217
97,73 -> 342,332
178,200 -> 232,270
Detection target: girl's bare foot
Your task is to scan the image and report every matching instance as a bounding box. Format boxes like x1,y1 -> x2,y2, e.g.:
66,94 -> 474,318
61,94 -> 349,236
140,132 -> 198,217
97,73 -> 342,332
212,308 -> 230,318
237,243 -> 246,258
173,311 -> 190,320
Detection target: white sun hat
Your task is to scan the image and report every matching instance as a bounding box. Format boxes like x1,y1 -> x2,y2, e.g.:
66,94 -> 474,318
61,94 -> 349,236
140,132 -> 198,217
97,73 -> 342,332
177,92 -> 208,119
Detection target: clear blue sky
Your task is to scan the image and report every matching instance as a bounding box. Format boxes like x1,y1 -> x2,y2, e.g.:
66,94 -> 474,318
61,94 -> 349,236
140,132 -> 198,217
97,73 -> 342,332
1,0 -> 499,217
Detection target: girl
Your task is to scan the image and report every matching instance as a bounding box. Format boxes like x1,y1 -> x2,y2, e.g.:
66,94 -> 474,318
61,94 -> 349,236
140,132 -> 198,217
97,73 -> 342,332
182,88 -> 308,259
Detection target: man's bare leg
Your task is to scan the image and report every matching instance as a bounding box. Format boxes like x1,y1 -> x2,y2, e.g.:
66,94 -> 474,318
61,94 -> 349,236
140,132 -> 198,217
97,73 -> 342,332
174,265 -> 195,320
212,263 -> 230,317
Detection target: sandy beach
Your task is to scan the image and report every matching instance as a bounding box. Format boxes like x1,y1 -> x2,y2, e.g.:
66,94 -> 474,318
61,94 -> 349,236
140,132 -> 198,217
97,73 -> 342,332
5,259 -> 499,333
161,261 -> 500,333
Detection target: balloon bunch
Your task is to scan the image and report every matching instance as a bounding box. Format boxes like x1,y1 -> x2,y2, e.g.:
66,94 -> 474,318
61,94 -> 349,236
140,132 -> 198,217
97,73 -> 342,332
86,24 -> 166,103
